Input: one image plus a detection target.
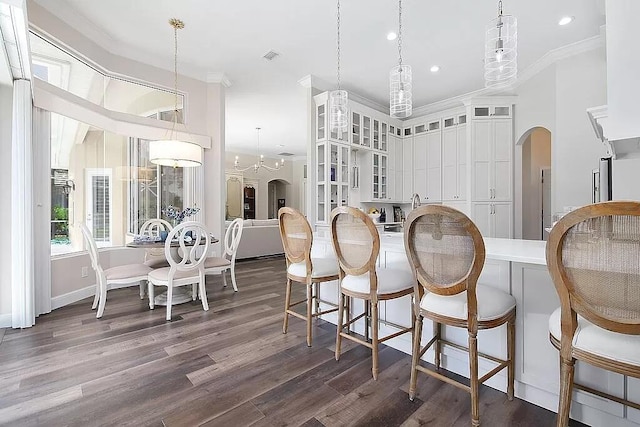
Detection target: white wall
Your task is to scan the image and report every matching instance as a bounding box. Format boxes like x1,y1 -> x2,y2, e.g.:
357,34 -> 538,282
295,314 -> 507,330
0,84 -> 13,321
612,158 -> 640,201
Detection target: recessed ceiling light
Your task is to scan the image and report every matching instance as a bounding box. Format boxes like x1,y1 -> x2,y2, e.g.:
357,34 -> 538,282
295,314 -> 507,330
558,16 -> 574,26
430,65 -> 440,73
277,144 -> 285,147
387,32 -> 397,41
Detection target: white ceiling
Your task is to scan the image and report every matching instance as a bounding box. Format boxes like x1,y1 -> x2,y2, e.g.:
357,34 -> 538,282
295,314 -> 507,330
32,0 -> 605,156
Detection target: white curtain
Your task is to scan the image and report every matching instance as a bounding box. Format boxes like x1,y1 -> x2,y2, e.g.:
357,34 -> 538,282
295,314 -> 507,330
11,79 -> 34,328
33,107 -> 52,318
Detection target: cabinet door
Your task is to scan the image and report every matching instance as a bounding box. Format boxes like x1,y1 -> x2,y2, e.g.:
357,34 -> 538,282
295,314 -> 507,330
492,119 -> 512,201
471,203 -> 491,237
373,119 -> 380,150
413,134 -> 428,198
493,203 -> 512,238
426,132 -> 442,201
472,121 -> 492,201
380,154 -> 388,199
402,137 -> 414,201
442,127 -> 457,201
316,103 -> 326,141
351,112 -> 361,145
457,125 -> 467,200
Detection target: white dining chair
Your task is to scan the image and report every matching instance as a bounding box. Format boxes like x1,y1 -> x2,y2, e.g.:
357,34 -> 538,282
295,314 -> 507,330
147,221 -> 211,321
204,217 -> 244,292
139,218 -> 173,269
79,223 -> 152,318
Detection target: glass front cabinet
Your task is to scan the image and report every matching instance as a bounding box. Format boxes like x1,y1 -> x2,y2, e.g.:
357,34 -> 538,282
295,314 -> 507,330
316,141 -> 350,223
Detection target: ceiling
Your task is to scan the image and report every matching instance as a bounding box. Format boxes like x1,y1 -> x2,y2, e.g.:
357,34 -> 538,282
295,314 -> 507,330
32,0 -> 605,156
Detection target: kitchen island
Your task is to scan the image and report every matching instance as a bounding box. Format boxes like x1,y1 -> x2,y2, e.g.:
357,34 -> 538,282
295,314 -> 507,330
312,231 -> 640,427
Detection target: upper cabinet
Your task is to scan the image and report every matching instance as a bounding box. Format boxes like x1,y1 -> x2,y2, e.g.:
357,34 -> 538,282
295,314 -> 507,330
442,116 -> 467,202
472,105 -> 512,119
315,93 -> 348,142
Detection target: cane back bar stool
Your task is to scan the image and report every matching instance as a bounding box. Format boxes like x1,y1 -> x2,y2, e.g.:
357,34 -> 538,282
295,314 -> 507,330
547,201 -> 640,427
404,205 -> 516,427
330,206 -> 414,380
278,207 -> 339,347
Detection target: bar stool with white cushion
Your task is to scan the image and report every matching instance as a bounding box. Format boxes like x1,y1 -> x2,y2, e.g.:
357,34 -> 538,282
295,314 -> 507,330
404,205 -> 516,427
139,218 -> 173,269
79,224 -> 152,319
547,201 -> 640,427
147,221 -> 211,321
204,217 -> 243,291
279,207 -> 339,347
331,206 -> 414,380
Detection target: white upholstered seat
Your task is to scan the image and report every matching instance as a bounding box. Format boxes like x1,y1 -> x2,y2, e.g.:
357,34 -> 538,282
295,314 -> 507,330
143,258 -> 170,269
421,285 -> 516,322
139,218 -> 173,271
341,268 -> 413,295
105,264 -> 153,281
287,257 -> 339,279
549,307 -> 640,366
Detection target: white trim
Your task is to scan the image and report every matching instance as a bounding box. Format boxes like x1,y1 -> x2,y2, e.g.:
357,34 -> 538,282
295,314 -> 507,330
50,281 -> 138,310
206,72 -> 232,87
85,167 -> 113,247
33,79 -> 212,149
0,314 -> 11,328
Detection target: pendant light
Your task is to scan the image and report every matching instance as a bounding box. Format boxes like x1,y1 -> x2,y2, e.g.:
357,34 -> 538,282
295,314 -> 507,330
149,18 -> 202,168
390,0 -> 412,118
484,0 -> 517,88
329,0 -> 348,133
234,127 -> 284,173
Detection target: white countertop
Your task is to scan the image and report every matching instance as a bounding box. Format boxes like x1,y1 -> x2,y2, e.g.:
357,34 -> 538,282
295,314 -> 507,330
315,230 -> 547,266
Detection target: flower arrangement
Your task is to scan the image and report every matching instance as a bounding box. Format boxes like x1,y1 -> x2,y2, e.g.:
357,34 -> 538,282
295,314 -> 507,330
162,205 -> 200,225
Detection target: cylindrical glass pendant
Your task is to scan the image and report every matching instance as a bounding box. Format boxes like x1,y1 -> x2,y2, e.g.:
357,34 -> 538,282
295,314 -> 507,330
485,14 -> 517,88
389,65 -> 412,118
329,89 -> 349,132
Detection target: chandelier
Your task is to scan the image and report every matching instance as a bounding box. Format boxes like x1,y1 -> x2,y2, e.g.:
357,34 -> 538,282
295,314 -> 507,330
234,128 -> 284,173
484,0 -> 517,88
389,0 -> 412,118
149,18 -> 202,168
329,0 -> 348,133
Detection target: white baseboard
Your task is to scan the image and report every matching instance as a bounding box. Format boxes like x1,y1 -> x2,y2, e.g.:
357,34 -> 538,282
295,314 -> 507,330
0,313 -> 11,328
51,285 -> 96,310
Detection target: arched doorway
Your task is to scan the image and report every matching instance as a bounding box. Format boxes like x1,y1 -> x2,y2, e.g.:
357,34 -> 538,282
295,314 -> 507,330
267,179 -> 290,219
516,127 -> 552,240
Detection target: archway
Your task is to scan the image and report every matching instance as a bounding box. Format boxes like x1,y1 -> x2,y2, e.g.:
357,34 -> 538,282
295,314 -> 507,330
267,179 -> 291,219
515,127 -> 552,240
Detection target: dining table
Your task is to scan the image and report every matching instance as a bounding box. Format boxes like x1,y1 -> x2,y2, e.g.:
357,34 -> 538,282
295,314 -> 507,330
127,235 -> 219,305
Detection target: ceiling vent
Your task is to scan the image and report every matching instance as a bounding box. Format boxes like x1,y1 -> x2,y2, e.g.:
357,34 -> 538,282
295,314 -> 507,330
263,50 -> 280,61
277,152 -> 294,157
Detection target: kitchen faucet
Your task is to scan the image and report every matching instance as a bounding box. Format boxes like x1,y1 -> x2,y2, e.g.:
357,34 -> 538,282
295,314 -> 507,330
411,193 -> 421,210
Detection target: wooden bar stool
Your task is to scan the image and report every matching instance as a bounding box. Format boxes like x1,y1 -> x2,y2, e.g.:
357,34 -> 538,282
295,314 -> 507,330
330,206 -> 414,380
404,205 -> 516,427
278,207 -> 339,347
547,201 -> 640,427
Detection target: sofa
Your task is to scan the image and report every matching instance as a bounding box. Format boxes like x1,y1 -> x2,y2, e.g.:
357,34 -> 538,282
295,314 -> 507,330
226,218 -> 284,259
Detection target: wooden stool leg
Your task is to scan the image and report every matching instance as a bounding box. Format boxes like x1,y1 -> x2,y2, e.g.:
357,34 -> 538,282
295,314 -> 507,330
365,300 -> 370,342
409,314 -> 423,401
469,331 -> 480,427
282,278 -> 292,334
557,357 -> 575,427
346,296 -> 352,335
371,299 -> 379,380
335,292 -> 345,361
507,316 -> 515,400
434,321 -> 442,369
306,280 -> 313,347
314,282 -> 320,319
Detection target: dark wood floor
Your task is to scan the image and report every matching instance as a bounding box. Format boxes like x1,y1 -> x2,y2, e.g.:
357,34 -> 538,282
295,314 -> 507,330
0,256 -> 582,426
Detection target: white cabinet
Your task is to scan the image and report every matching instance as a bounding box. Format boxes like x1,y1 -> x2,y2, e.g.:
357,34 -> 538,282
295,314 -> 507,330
316,142 -> 350,223
388,130 -> 402,201
402,136 -> 413,201
472,202 -> 512,238
413,133 -> 427,200
425,130 -> 442,202
315,93 -> 348,142
372,119 -> 388,151
361,151 -> 388,201
471,119 -> 512,202
442,122 -> 467,201
472,105 -> 512,119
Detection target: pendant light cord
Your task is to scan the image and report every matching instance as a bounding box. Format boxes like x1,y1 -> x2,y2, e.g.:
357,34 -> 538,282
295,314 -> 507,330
397,0 -> 403,67
497,0 -> 503,16
336,0 -> 341,90
169,18 -> 184,136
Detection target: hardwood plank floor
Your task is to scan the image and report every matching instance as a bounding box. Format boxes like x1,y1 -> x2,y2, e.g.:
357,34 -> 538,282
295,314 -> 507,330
0,256 -> 585,426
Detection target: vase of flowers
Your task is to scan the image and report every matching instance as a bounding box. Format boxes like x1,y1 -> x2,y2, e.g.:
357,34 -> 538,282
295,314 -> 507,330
162,205 -> 200,227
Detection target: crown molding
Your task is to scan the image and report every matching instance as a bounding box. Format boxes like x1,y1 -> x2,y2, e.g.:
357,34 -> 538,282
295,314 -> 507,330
206,72 -> 232,87
513,34 -> 604,90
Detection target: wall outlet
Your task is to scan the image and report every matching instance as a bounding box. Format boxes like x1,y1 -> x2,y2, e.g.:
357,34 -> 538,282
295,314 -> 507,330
81,266 -> 89,278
